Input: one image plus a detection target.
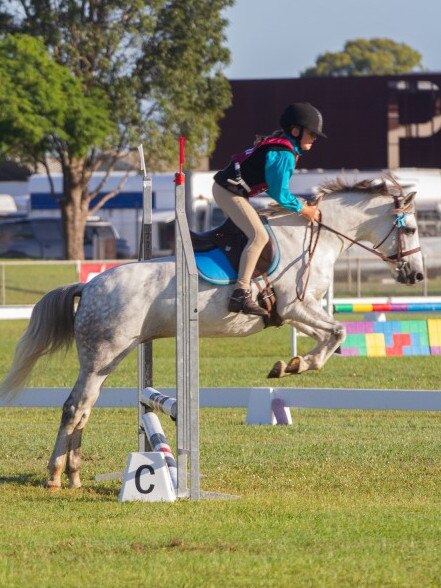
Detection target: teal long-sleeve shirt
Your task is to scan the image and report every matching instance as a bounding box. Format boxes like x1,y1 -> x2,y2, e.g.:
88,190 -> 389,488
264,138 -> 304,213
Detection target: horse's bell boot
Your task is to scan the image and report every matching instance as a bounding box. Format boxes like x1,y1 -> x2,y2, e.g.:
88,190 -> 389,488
228,288 -> 267,317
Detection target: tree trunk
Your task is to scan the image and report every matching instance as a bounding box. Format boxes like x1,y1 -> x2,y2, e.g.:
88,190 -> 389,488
60,158 -> 91,260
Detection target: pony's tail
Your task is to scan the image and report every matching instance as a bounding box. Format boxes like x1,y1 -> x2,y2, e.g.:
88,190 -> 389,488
0,283 -> 84,399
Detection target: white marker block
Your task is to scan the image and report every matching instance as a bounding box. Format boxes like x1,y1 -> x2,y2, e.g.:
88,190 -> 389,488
271,398 -> 293,425
246,388 -> 275,424
119,452 -> 176,502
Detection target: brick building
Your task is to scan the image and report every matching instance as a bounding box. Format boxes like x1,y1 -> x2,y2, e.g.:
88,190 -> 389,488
209,74 -> 441,171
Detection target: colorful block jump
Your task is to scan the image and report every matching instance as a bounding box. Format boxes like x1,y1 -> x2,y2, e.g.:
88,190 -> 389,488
334,302 -> 441,314
340,319 -> 441,357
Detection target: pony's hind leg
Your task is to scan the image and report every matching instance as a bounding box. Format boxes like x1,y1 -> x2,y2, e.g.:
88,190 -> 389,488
65,428 -> 83,488
47,373 -> 105,490
65,405 -> 94,489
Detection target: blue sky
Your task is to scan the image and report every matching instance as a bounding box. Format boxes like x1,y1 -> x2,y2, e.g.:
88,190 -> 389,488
223,0 -> 441,79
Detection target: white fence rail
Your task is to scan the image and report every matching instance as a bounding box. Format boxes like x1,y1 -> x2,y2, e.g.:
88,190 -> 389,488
2,387 -> 441,426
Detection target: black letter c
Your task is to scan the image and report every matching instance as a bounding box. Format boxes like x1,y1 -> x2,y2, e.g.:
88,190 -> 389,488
135,464 -> 155,494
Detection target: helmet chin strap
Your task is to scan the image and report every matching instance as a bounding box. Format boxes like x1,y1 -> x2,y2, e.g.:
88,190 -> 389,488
293,128 -> 304,155
287,126 -> 304,154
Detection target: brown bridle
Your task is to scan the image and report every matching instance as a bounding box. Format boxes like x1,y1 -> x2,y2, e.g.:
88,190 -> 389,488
296,196 -> 421,300
320,195 -> 421,262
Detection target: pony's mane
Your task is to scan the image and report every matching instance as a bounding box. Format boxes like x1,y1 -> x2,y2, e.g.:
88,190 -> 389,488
316,174 -> 404,200
262,174 -> 408,217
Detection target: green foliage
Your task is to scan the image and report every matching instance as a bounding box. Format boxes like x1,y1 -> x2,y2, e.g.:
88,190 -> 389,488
301,38 -> 423,77
0,34 -> 114,160
0,0 -> 233,169
137,1 -> 233,167
0,1 -> 232,258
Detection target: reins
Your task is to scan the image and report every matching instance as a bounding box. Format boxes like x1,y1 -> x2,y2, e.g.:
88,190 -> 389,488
317,219 -> 396,263
295,221 -> 322,301
295,200 -> 421,301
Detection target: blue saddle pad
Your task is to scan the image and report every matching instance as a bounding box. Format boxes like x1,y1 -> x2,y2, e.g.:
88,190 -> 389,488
195,223 -> 280,285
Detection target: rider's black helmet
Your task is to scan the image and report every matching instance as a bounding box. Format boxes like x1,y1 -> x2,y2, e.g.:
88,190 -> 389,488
280,103 -> 327,138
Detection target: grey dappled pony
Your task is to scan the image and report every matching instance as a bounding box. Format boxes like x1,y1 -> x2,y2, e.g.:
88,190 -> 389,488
0,177 -> 425,489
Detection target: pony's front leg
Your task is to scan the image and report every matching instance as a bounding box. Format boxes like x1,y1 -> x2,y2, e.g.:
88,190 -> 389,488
286,321 -> 345,374
268,321 -> 326,378
269,300 -> 345,378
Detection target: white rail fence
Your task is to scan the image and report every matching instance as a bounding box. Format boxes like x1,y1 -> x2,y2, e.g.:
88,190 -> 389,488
2,387 -> 441,425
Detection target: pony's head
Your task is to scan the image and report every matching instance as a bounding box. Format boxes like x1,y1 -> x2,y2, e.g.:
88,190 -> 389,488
316,175 -> 425,285
387,189 -> 424,285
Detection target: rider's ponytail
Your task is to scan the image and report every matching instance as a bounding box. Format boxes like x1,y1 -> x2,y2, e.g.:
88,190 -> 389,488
254,129 -> 285,145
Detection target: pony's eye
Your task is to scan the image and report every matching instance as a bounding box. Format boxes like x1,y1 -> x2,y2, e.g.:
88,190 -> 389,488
403,227 -> 416,236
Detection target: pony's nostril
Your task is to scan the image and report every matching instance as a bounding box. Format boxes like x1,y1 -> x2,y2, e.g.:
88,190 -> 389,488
416,272 -> 424,282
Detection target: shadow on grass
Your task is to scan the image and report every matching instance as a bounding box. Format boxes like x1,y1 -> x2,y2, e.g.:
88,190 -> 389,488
6,285 -> 49,296
0,473 -> 121,501
0,473 -> 45,487
87,483 -> 120,499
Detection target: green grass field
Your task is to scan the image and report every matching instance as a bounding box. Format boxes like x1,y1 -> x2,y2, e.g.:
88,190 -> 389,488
1,264 -> 440,586
0,261 -> 78,305
1,319 -> 441,587
1,259 -> 441,304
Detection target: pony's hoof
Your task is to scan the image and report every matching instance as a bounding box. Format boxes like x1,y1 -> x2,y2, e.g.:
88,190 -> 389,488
267,360 -> 287,378
68,481 -> 82,490
285,357 -> 301,374
45,482 -> 61,492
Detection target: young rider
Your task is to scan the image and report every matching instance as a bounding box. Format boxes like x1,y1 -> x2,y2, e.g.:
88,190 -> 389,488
213,102 -> 326,317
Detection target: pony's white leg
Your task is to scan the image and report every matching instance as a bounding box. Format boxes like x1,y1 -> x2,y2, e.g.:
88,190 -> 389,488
65,401 -> 97,489
287,321 -> 345,373
46,296 -> 143,489
269,300 -> 345,377
47,372 -> 105,490
268,322 -> 326,377
47,326 -> 140,489
289,304 -> 345,372
65,428 -> 83,489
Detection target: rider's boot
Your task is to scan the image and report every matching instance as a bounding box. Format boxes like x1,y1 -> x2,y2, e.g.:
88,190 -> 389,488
228,288 -> 268,317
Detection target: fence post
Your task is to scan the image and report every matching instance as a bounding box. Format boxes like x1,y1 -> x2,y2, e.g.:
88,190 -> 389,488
137,144 -> 153,452
175,136 -> 200,499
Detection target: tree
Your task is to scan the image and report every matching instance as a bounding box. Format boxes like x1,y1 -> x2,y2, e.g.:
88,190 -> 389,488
301,38 -> 422,77
0,34 -> 115,259
0,1 -> 233,259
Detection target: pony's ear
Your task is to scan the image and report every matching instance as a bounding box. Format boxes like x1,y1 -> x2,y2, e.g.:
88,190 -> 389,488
403,191 -> 417,208
395,191 -> 416,211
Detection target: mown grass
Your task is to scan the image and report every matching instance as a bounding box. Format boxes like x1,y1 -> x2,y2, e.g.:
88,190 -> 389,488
1,259 -> 441,304
0,407 -> 440,587
2,319 -> 441,390
1,318 -> 441,586
0,261 -> 78,305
